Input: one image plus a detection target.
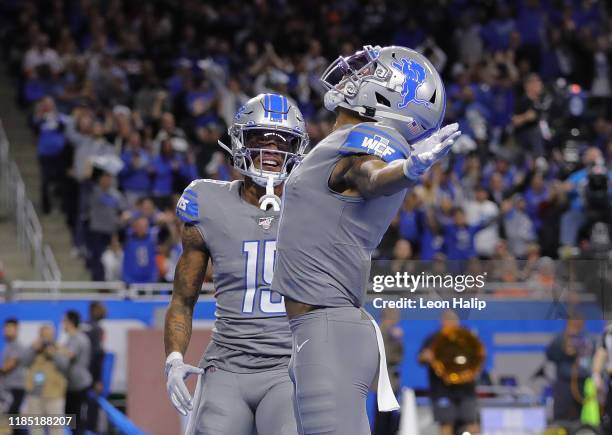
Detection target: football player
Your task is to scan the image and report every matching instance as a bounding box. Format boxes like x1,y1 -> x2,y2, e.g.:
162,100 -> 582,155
271,45 -> 460,434
164,93 -> 308,435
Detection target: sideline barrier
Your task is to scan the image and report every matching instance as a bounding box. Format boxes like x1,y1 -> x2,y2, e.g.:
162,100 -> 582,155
96,396 -> 148,435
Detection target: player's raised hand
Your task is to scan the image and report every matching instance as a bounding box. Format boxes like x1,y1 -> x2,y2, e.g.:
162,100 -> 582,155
165,352 -> 204,416
403,123 -> 461,180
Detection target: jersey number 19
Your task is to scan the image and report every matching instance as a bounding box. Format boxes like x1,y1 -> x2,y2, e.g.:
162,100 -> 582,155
241,240 -> 285,314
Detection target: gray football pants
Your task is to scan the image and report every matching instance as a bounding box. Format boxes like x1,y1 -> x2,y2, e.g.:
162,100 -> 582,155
288,306 -> 379,435
187,367 -> 297,435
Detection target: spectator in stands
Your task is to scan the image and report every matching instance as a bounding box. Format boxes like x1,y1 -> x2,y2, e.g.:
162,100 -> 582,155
88,171 -> 127,281
2,0 -> 611,285
390,239 -> 415,275
122,216 -> 158,284
61,310 -> 92,435
122,197 -> 173,229
23,324 -> 68,435
502,195 -> 537,258
150,138 -> 197,204
466,185 -> 500,258
82,302 -> 106,432
101,234 -> 123,281
64,109 -> 115,251
22,34 -> 62,79
0,319 -> 26,435
546,317 -> 596,422
512,73 -> 549,157
119,132 -> 151,204
31,96 -> 69,214
152,112 -> 187,155
442,207 -> 480,261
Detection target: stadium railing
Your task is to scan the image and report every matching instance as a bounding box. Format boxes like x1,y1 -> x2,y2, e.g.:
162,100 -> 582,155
0,120 -> 62,282
6,280 -> 215,300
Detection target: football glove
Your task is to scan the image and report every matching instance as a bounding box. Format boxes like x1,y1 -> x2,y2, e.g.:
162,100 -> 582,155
403,123 -> 461,180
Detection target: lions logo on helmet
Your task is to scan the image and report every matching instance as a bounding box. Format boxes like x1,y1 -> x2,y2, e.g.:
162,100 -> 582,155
321,45 -> 446,143
390,58 -> 431,109
218,93 -> 309,187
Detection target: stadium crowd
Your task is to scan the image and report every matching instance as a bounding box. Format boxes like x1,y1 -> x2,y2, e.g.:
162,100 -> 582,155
0,0 -> 610,284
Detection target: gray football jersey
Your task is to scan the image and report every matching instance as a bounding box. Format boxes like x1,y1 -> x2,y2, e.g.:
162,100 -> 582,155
272,122 -> 410,308
177,179 -> 291,372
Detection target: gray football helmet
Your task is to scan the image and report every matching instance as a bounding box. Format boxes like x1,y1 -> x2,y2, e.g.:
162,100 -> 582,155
219,93 -> 309,187
321,45 -> 446,143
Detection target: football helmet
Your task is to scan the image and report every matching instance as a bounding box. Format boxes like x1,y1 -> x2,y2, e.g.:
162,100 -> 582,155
219,93 -> 309,187
321,45 -> 446,143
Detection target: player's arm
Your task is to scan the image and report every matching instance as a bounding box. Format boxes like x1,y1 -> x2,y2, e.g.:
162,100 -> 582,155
163,223 -> 207,416
332,155 -> 414,198
164,224 -> 209,356
332,123 -> 460,199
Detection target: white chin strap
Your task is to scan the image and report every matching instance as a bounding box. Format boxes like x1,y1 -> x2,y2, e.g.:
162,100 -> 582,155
259,175 -> 281,211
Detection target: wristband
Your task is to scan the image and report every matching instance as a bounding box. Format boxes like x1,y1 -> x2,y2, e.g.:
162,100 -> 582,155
402,156 -> 421,181
165,351 -> 183,376
166,351 -> 183,365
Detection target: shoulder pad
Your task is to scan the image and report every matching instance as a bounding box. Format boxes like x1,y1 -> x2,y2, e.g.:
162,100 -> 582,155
339,122 -> 410,163
176,179 -> 230,224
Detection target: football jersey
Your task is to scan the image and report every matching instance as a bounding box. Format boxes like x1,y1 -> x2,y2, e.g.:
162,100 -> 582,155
272,122 -> 411,308
176,179 -> 291,372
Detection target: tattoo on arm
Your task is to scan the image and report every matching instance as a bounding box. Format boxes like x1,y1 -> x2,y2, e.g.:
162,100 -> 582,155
343,155 -> 415,198
164,224 -> 209,356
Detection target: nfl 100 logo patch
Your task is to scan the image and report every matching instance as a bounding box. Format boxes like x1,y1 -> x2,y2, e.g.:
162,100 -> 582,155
257,216 -> 276,232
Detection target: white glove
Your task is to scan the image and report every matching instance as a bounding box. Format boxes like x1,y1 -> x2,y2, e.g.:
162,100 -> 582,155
403,123 -> 461,180
165,352 -> 204,416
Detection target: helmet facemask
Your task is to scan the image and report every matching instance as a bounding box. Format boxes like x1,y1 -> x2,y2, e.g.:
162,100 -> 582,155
321,45 -> 387,110
228,126 -> 305,187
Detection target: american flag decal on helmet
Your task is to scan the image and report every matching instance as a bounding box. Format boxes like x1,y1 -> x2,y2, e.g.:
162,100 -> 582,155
407,120 -> 421,136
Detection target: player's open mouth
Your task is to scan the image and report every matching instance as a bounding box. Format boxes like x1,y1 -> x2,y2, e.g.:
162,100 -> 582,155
261,158 -> 281,171
254,153 -> 283,172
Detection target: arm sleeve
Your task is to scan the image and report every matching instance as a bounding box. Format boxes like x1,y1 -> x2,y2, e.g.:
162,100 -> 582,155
176,182 -> 202,225
338,123 -> 411,163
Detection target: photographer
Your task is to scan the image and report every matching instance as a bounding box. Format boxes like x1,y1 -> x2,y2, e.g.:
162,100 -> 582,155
418,310 -> 480,435
22,325 -> 68,435
563,147 -> 612,247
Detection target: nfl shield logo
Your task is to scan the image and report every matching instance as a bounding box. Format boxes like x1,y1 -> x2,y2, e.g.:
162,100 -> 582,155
258,216 -> 275,230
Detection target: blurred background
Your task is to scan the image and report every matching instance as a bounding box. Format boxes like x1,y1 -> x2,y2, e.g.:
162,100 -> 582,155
0,0 -> 610,434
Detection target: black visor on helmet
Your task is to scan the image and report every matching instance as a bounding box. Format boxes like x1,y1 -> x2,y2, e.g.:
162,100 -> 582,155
321,48 -> 377,89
